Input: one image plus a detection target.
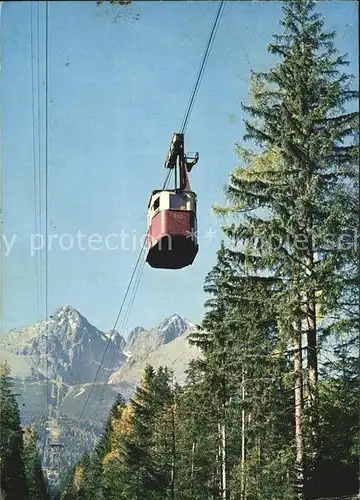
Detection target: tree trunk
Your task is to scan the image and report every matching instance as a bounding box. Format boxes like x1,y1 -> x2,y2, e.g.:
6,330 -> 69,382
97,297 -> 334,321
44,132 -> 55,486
170,403 -> 176,500
190,441 -> 195,498
306,253 -> 318,402
306,250 -> 318,478
294,319 -> 304,499
257,437 -> 261,497
136,467 -> 140,500
218,420 -> 227,500
221,422 -> 227,500
241,368 -> 246,500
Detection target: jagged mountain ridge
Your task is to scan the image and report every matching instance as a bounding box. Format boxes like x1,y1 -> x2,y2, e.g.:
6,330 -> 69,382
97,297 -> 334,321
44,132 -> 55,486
109,332 -> 201,386
1,306 -> 197,386
1,305 -> 127,385
124,314 -> 195,359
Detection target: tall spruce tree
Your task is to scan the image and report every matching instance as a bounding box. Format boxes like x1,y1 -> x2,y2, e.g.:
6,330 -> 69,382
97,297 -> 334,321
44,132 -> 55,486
123,364 -> 160,499
60,454 -> 92,500
97,366 -> 176,499
0,362 -> 29,500
173,361 -> 219,500
84,394 -> 127,499
215,1 -> 358,496
23,426 -> 49,500
190,243 -> 295,499
96,403 -> 134,499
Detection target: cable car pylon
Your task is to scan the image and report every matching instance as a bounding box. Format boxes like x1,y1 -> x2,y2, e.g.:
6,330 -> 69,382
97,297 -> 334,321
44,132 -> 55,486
44,376 -> 64,488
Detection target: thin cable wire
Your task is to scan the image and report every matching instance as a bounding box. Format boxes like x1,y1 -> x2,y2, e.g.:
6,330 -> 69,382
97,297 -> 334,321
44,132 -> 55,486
36,1 -> 46,424
37,0 -> 48,459
183,12 -> 223,132
37,1 -> 43,321
45,0 -> 49,363
78,241 -> 147,422
43,0 -> 50,460
93,260 -> 145,421
109,258 -> 145,375
163,168 -> 173,190
92,257 -> 146,422
30,1 -> 49,455
0,2 -> 3,365
162,4 -> 224,190
30,2 -> 41,324
180,0 -> 225,134
35,0 -> 46,459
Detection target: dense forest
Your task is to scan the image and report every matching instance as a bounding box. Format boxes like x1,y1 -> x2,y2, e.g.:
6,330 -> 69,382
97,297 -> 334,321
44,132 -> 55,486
1,1 -> 358,499
59,2 -> 359,499
0,362 -> 49,500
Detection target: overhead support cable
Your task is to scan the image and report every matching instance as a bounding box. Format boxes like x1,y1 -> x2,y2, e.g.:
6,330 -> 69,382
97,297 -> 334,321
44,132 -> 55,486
77,242 -> 147,422
180,0 -> 225,134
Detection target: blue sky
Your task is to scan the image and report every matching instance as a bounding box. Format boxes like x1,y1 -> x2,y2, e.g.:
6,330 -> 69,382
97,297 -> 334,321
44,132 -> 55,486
1,1 -> 358,335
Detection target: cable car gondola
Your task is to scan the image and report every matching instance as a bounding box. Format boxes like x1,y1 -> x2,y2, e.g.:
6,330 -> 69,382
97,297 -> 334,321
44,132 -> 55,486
146,133 -> 199,269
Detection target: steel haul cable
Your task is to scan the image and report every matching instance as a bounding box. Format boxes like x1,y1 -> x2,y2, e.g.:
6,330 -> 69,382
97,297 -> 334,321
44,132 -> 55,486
30,2 -> 41,331
34,0 -> 50,460
77,241 -> 147,422
36,1 -> 44,329
30,1 -> 49,455
0,2 -> 3,376
44,0 -> 50,462
92,257 -> 146,423
163,1 -> 225,187
180,0 -> 225,134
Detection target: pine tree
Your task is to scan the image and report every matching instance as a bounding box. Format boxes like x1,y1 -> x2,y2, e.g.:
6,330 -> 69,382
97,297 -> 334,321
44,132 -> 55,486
122,365 -> 159,498
90,393 -> 126,498
59,465 -> 77,500
93,367 -> 177,499
100,395 -> 132,499
173,361 -> 219,500
121,365 -> 177,499
190,243 -> 295,499
149,366 -> 174,499
0,362 -> 29,500
214,1 -> 358,496
23,426 -> 49,500
313,316 -> 359,496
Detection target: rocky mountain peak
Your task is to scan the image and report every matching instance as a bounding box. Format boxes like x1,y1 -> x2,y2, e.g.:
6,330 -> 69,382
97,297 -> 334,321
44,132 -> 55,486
53,304 -> 80,318
124,314 -> 193,359
1,306 -> 126,385
158,314 -> 193,335
48,305 -> 93,345
52,304 -> 86,324
127,326 -> 147,343
1,309 -> 196,386
106,330 -> 126,350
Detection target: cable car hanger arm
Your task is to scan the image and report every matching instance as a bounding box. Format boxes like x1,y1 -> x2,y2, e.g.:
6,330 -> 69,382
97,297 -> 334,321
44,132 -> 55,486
164,133 -> 199,191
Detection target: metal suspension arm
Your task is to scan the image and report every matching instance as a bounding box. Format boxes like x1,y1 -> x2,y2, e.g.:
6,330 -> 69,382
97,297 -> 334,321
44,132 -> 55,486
164,133 -> 199,192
